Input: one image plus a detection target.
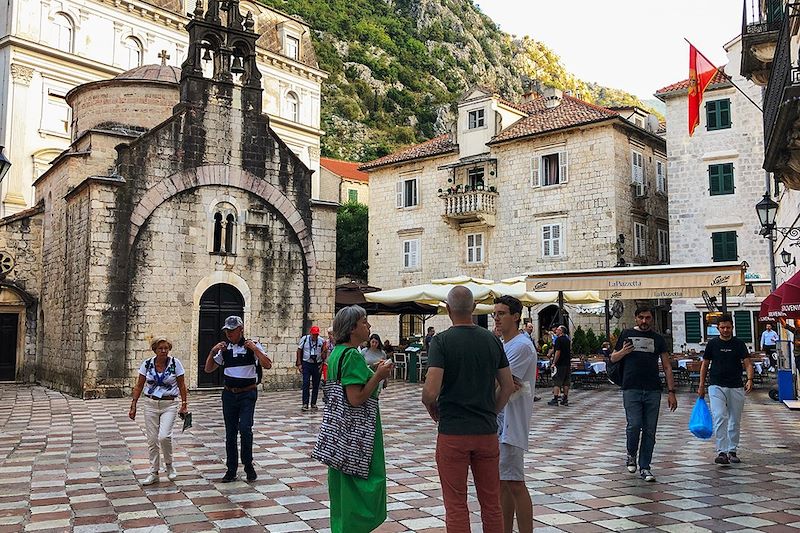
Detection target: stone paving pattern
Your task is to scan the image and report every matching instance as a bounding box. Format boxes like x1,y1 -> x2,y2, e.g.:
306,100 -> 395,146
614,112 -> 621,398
1,382 -> 799,532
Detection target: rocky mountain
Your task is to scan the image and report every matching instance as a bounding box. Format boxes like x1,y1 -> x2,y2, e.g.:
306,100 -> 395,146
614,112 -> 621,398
259,0 -> 661,161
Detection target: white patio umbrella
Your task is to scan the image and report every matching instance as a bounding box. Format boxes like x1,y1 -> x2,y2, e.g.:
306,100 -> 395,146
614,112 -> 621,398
365,277 -> 496,306
491,276 -> 602,305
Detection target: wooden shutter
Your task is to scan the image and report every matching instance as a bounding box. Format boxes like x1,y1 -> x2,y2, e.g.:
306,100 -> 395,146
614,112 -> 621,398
559,150 -> 568,184
734,310 -> 753,342
722,163 -> 734,194
709,164 -> 721,194
725,231 -> 738,261
719,99 -> 731,128
706,101 -> 717,129
530,155 -> 540,187
685,312 -> 702,343
396,181 -> 403,208
410,179 -> 418,206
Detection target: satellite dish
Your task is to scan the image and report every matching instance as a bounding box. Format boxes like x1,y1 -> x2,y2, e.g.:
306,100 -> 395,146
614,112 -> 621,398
702,290 -> 719,312
611,300 -> 624,319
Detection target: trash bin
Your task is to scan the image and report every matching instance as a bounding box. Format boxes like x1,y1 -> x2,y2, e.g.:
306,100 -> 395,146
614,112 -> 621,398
405,345 -> 421,383
778,369 -> 796,401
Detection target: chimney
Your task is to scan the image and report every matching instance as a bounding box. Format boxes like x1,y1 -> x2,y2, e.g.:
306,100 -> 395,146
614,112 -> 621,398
521,79 -> 542,103
542,87 -> 563,109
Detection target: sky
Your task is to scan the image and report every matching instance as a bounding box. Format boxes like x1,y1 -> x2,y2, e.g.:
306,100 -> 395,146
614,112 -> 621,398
477,0 -> 742,100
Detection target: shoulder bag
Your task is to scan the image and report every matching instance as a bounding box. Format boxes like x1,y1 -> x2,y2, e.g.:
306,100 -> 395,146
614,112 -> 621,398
311,348 -> 378,478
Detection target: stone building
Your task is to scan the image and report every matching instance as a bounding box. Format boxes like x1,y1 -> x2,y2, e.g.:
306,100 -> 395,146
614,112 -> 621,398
655,36 -> 771,352
0,0 -> 336,397
320,157 -> 369,205
0,0 -> 325,218
360,87 -> 668,344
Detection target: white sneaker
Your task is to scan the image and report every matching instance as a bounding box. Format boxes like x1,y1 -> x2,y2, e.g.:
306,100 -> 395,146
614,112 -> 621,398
142,473 -> 159,485
167,466 -> 178,481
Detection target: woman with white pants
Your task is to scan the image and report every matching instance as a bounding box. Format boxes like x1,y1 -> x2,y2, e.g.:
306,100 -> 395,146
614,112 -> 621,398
129,337 -> 189,485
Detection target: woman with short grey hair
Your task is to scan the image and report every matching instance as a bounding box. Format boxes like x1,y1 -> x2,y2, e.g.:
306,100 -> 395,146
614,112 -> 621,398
326,305 -> 393,532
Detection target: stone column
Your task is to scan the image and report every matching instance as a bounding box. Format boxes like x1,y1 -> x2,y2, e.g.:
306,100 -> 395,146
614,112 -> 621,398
2,64 -> 34,216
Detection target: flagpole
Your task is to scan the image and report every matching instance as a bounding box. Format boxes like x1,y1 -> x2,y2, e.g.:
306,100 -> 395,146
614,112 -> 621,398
683,38 -> 763,112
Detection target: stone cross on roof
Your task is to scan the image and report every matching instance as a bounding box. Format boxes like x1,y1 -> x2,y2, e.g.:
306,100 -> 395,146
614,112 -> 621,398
158,50 -> 170,66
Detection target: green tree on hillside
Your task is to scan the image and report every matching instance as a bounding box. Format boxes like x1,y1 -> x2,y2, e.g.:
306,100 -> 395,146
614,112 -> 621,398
336,201 -> 368,281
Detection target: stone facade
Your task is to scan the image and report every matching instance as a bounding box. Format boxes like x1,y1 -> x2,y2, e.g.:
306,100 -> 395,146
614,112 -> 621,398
0,0 -> 325,218
363,89 -> 667,344
657,36 -> 771,352
0,0 -> 336,397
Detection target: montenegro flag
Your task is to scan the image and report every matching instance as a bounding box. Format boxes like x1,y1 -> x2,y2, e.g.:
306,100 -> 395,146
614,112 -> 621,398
688,43 -> 720,136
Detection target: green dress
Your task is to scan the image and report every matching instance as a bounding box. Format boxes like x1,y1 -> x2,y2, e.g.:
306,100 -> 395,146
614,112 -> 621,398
327,345 -> 387,533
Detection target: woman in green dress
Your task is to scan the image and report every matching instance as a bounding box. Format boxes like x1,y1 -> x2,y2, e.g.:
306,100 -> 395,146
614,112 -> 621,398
327,305 -> 394,532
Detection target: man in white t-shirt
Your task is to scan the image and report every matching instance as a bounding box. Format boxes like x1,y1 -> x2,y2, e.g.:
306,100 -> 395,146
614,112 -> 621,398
494,296 -> 536,533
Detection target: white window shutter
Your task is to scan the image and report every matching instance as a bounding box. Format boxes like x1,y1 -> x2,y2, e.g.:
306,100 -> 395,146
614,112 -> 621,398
411,239 -> 419,267
553,224 -> 561,256
396,181 -> 403,208
542,226 -> 550,257
530,155 -> 540,187
412,179 -> 418,206
559,151 -> 568,183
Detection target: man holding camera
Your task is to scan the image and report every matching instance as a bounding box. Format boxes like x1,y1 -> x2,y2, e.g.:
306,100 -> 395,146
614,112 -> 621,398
296,325 -> 328,411
611,305 -> 676,482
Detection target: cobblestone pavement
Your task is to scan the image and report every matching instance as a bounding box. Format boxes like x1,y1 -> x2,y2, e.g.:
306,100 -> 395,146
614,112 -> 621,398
1,382 -> 799,533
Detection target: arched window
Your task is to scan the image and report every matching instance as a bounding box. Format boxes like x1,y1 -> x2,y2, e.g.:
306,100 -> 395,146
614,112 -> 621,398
212,212 -> 223,253
122,37 -> 143,69
285,91 -> 299,122
210,202 -> 238,255
52,13 -> 74,53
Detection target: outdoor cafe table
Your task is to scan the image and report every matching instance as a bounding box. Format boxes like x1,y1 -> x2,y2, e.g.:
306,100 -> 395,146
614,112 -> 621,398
588,361 -> 606,374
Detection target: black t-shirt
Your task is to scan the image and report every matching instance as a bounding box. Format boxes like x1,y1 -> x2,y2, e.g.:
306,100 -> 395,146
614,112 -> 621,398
553,335 -> 572,367
427,325 -> 509,435
704,336 -> 749,388
614,328 -> 667,391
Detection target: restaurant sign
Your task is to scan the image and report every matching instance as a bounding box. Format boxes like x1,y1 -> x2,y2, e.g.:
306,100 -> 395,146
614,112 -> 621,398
527,267 -> 746,292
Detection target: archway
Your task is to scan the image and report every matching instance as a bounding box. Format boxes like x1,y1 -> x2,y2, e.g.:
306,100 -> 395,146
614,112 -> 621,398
198,283 -> 244,387
538,304 -> 569,340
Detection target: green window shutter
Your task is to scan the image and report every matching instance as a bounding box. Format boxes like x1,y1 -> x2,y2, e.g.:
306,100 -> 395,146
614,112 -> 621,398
712,231 -> 738,261
722,163 -> 734,194
686,312 -> 702,343
348,189 -> 358,202
719,99 -> 731,128
709,165 -> 721,194
734,311 -> 753,342
706,101 -> 717,130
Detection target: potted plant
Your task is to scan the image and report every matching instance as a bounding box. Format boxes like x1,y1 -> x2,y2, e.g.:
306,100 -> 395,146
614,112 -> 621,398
464,185 -> 471,192
476,182 -> 485,191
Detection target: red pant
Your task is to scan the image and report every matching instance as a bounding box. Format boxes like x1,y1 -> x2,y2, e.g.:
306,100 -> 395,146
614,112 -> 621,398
436,433 -> 502,533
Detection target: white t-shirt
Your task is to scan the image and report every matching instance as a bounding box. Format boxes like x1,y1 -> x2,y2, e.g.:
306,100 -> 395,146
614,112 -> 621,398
138,356 -> 185,398
298,335 -> 326,363
499,333 -> 536,450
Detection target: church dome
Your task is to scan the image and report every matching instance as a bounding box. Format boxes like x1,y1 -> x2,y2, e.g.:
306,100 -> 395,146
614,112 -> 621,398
115,64 -> 181,84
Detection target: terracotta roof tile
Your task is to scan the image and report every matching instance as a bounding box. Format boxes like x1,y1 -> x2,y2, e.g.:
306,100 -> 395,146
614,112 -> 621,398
320,157 -> 369,182
655,68 -> 729,96
360,134 -> 457,171
489,95 -> 619,144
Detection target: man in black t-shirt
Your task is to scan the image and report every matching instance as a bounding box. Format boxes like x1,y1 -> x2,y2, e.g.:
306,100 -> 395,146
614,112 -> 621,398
548,326 -> 572,406
612,305 -> 677,482
697,314 -> 754,465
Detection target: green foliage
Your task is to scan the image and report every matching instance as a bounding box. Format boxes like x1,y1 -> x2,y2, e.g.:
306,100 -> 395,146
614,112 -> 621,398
586,328 -> 599,354
336,201 -> 369,281
612,327 -> 622,347
258,0 -> 662,160
572,326 -> 588,356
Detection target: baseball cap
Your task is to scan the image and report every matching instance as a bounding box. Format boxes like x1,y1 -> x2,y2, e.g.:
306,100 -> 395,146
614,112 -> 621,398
222,316 -> 244,330
310,325 -> 320,334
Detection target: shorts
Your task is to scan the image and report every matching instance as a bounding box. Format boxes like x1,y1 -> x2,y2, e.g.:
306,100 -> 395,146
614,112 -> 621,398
552,366 -> 571,387
499,443 -> 525,481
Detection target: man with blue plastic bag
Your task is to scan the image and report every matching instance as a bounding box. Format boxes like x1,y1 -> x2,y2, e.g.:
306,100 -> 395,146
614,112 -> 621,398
611,305 -> 677,482
697,314 -> 754,465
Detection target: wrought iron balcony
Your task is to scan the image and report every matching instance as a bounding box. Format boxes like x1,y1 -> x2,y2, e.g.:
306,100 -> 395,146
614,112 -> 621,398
440,188 -> 498,227
741,0 -> 783,85
763,3 -> 800,189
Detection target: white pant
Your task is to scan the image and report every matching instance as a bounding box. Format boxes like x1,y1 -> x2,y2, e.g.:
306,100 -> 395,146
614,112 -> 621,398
708,385 -> 745,454
144,398 -> 178,474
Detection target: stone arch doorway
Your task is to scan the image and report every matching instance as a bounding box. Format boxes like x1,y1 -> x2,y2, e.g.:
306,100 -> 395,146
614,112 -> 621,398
198,283 -> 244,387
538,304 -> 569,339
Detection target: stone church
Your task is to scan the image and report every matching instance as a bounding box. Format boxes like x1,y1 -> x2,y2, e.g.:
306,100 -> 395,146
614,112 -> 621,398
0,0 -> 336,398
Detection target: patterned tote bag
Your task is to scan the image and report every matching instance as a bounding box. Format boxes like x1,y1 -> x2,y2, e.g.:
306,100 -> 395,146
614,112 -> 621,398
311,348 -> 378,478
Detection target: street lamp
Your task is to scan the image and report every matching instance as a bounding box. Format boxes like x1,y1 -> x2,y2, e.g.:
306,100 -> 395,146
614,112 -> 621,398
781,249 -> 796,268
0,146 -> 11,184
755,192 -> 800,243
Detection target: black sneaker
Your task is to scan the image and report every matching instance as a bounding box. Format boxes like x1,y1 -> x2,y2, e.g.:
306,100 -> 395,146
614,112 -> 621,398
728,452 -> 741,464
244,466 -> 257,482
640,468 -> 656,482
301,404 -> 309,412
547,397 -> 560,406
310,404 -> 318,410
560,398 -> 569,406
715,452 -> 730,465
221,472 -> 237,483
626,454 -> 637,473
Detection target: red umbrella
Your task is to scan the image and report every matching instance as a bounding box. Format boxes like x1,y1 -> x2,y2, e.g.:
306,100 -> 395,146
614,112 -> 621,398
760,285 -> 786,322
779,271 -> 800,318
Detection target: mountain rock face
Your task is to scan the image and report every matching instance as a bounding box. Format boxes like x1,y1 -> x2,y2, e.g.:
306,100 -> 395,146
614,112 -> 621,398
260,0 -> 658,161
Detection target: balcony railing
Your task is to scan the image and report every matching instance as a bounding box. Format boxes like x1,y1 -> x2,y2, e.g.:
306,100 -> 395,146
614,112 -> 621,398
764,3 -> 800,148
743,0 -> 783,35
741,0 -> 784,83
441,189 -> 498,227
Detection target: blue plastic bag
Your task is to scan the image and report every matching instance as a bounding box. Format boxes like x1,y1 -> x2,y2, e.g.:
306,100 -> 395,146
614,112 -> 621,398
689,397 -> 713,439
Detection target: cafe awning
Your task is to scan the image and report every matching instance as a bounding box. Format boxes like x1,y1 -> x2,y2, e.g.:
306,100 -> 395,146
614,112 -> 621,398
759,270 -> 800,321
526,261 -> 748,296
335,281 -> 438,315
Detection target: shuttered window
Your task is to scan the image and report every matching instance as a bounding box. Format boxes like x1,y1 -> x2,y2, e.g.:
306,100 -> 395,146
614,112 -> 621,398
685,312 -> 702,343
734,310 -> 753,342
706,99 -> 731,130
712,231 -> 738,262
709,163 -> 734,195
